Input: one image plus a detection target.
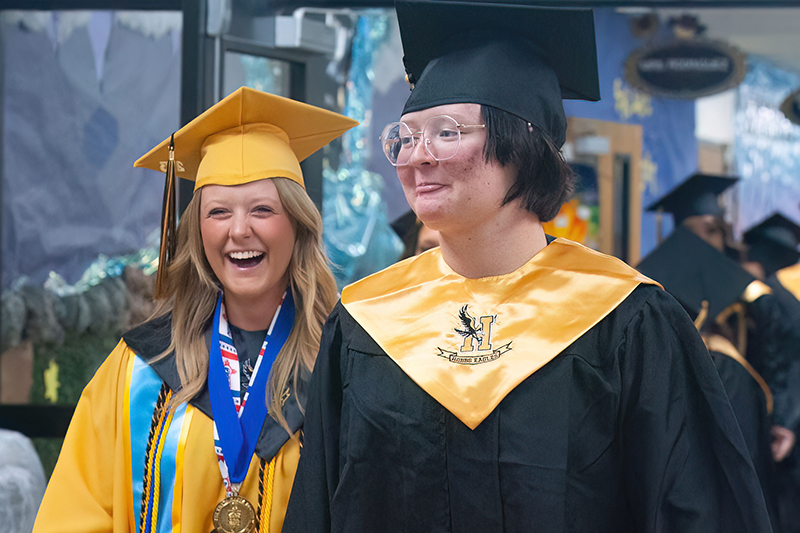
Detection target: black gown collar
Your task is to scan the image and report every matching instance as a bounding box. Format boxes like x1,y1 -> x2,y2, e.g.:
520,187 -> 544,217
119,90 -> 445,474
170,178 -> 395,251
122,313 -> 307,461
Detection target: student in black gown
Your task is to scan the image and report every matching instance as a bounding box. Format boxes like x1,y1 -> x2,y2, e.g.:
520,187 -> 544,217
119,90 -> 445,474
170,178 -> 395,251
637,225 -> 781,532
283,2 -> 773,532
742,213 -> 800,533
647,175 -> 800,465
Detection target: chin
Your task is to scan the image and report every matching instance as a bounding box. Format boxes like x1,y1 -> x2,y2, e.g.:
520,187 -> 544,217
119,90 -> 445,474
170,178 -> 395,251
416,206 -> 457,229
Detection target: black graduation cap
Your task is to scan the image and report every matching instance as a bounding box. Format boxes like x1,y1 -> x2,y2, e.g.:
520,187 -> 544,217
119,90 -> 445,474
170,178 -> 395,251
390,209 -> 419,239
645,173 -> 738,225
743,212 -> 800,276
396,0 -> 600,147
636,225 -> 755,321
391,209 -> 423,259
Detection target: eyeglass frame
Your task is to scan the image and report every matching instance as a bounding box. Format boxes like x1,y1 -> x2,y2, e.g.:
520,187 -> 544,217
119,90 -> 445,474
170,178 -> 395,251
379,115 -> 486,167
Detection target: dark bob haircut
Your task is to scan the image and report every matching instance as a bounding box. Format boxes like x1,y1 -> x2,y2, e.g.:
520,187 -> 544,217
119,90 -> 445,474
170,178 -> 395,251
481,105 -> 575,222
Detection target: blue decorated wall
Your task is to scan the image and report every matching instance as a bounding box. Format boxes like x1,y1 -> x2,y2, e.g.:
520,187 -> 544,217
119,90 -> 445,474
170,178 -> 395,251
563,8 -> 699,258
733,57 -> 800,235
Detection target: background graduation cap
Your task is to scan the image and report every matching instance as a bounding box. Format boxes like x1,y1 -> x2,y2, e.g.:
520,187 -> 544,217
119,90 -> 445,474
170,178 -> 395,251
743,212 -> 800,276
636,225 -> 755,322
396,0 -> 599,147
390,209 -> 419,239
390,209 -> 424,260
646,173 -> 738,225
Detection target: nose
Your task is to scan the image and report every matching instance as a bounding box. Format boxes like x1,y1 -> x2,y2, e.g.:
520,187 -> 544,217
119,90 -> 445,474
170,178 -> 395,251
407,135 -> 436,166
229,211 -> 252,240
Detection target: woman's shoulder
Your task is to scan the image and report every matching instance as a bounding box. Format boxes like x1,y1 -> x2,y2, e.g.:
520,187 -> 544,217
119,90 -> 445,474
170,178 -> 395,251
121,312 -> 173,363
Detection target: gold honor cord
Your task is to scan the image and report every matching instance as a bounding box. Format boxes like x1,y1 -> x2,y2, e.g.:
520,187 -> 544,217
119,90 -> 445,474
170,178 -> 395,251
694,300 -> 710,330
343,239 -> 658,429
715,280 -> 773,356
256,456 -> 277,532
715,302 -> 748,357
140,384 -> 174,533
703,333 -> 773,414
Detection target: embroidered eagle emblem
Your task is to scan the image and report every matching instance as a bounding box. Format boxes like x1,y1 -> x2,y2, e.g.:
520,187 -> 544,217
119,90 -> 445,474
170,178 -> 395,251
454,305 -> 483,344
437,304 -> 510,365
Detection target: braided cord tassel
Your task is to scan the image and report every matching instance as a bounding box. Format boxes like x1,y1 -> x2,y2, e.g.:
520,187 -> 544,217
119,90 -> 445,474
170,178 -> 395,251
139,385 -> 174,533
256,456 -> 277,533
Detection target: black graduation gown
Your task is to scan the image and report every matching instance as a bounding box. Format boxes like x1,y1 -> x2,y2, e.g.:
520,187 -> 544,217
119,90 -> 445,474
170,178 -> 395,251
747,281 -> 800,434
761,277 -> 800,533
709,349 -> 780,532
284,285 -> 772,533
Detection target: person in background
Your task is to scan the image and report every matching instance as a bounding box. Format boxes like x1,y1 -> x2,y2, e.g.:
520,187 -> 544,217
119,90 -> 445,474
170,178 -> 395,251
391,209 -> 442,259
637,225 -> 781,532
646,173 -> 736,254
648,174 -> 800,466
33,87 -> 356,533
742,212 -> 800,533
742,212 -> 800,282
283,2 -> 773,531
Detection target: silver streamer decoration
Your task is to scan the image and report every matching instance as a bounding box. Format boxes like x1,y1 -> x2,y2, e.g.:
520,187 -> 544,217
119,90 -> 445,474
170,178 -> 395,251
323,12 -> 403,288
1,233 -> 158,352
734,57 -> 800,234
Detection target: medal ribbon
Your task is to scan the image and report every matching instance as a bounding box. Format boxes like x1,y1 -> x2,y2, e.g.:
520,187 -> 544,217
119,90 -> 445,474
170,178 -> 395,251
208,290 -> 295,496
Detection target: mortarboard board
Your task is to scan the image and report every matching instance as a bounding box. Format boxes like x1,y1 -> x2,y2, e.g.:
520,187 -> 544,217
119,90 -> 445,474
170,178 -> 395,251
645,173 -> 738,225
391,209 -> 424,260
396,0 -> 599,148
135,86 -> 358,189
743,212 -> 800,276
636,225 -> 755,321
134,86 -> 358,297
390,209 -> 420,239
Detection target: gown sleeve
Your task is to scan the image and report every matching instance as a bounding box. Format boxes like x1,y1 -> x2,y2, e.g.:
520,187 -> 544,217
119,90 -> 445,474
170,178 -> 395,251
709,351 -> 780,533
33,341 -> 133,533
748,287 -> 800,433
618,289 -> 773,533
283,305 -> 345,533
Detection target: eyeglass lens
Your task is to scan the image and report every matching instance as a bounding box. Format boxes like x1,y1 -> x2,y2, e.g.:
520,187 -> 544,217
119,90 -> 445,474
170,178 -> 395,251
380,115 -> 462,166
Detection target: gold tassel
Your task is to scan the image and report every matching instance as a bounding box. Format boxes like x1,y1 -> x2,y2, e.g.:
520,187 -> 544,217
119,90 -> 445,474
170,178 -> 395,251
154,134 -> 177,300
693,300 -> 709,331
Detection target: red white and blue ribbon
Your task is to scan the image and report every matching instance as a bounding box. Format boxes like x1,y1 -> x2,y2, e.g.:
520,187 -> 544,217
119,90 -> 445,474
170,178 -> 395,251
208,290 -> 295,496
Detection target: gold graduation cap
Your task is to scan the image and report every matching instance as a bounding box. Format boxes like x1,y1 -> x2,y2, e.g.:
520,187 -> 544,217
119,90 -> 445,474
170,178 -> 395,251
135,86 -> 358,297
135,86 -> 358,188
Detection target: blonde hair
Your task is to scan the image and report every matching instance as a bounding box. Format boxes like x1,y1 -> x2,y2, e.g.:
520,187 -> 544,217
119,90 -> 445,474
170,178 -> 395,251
151,177 -> 338,433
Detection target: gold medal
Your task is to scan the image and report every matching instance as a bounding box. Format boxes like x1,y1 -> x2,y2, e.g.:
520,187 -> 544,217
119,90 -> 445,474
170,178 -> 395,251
213,495 -> 256,533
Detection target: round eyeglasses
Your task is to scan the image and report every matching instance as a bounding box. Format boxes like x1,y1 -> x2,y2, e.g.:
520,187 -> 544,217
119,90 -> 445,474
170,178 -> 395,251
379,115 -> 486,167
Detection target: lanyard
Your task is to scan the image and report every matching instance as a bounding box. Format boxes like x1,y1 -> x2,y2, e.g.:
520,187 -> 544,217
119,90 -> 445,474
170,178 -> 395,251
208,290 -> 295,495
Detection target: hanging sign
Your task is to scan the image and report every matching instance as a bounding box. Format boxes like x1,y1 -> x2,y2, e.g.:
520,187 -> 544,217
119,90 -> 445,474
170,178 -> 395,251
625,39 -> 746,99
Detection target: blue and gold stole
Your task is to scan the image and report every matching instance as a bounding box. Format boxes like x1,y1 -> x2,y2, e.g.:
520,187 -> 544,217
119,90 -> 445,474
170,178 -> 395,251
126,355 -> 193,533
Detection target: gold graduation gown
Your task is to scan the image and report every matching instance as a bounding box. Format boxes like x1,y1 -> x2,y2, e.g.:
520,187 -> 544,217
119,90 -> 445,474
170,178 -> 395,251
33,315 -> 301,533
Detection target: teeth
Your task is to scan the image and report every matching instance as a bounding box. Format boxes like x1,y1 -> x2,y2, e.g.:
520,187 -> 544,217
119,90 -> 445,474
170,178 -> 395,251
228,251 -> 264,260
